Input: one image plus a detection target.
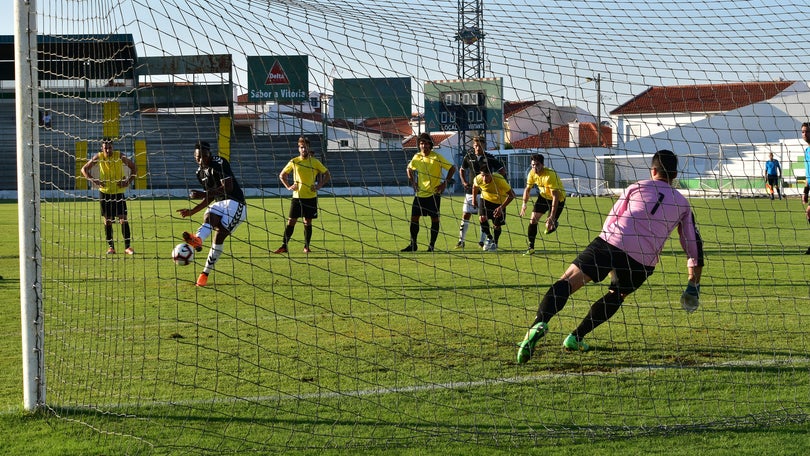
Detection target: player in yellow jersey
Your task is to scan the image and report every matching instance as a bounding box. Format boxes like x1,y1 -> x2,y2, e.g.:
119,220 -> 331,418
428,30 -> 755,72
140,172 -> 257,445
81,138 -> 137,255
401,133 -> 456,252
472,159 -> 516,252
456,135 -> 506,249
519,153 -> 566,256
274,136 -> 331,254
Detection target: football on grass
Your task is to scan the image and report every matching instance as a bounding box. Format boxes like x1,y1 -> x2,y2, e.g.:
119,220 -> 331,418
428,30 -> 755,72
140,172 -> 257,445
172,243 -> 195,266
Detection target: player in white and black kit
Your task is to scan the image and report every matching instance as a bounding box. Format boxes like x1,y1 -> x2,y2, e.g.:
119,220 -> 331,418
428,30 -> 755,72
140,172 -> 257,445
177,141 -> 247,287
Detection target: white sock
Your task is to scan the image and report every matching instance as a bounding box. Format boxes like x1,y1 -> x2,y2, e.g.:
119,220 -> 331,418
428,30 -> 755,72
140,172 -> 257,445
203,243 -> 223,275
197,223 -> 213,242
459,220 -> 469,241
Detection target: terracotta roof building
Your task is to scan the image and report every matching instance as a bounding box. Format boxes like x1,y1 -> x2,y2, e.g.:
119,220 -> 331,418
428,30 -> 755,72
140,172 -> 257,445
609,81 -> 796,147
610,81 -> 795,116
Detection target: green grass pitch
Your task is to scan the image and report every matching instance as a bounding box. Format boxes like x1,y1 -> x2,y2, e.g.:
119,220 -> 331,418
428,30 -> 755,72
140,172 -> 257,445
0,195 -> 808,454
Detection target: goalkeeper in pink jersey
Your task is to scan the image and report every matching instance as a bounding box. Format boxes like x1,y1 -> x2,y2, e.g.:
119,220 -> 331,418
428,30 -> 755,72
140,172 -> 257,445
517,150 -> 704,363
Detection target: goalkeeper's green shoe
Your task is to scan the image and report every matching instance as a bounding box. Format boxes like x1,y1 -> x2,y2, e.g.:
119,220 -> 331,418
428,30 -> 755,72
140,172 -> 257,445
562,334 -> 590,352
516,322 -> 548,364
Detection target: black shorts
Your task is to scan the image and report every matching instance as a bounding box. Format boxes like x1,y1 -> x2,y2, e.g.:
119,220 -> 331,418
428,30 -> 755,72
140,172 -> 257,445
411,194 -> 441,218
289,197 -> 319,219
572,237 -> 655,294
533,197 -> 565,220
766,175 -> 780,187
100,192 -> 128,219
478,199 -> 506,225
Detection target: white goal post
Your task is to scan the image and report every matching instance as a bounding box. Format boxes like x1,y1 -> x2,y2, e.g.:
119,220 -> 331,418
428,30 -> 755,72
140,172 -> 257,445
15,0 -> 45,411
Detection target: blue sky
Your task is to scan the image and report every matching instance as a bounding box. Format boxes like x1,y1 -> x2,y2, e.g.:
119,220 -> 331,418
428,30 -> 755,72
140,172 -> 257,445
5,0 -> 809,117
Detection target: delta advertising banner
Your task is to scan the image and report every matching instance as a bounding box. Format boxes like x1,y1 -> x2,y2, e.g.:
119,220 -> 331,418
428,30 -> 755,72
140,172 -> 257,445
247,55 -> 308,102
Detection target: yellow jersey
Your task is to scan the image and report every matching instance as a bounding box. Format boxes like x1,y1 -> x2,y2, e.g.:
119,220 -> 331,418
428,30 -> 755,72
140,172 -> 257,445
97,151 -> 127,195
407,151 -> 454,198
282,156 -> 329,199
525,167 -> 566,202
474,172 -> 513,205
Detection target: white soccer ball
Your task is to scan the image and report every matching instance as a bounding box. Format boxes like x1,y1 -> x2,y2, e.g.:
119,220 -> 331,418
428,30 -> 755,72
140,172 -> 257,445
172,243 -> 195,266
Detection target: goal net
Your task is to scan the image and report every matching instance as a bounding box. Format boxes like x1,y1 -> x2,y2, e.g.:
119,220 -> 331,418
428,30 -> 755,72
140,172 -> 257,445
594,154 -> 654,195
7,0 -> 810,453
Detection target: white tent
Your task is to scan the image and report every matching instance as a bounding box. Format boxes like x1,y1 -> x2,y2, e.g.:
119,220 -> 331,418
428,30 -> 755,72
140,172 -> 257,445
617,81 -> 810,165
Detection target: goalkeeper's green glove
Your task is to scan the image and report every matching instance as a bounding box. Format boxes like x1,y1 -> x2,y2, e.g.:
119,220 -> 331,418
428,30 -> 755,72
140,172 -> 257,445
680,281 -> 700,313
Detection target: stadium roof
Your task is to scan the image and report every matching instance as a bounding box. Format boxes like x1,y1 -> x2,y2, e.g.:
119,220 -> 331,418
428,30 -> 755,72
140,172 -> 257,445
0,34 -> 136,81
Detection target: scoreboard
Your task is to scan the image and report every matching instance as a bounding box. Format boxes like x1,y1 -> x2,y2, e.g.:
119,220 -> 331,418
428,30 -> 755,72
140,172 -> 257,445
424,78 -> 503,134
438,90 -> 486,132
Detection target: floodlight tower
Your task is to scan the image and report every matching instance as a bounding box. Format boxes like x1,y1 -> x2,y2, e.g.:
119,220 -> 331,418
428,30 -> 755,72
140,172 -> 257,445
455,0 -> 485,79
453,0 -> 486,165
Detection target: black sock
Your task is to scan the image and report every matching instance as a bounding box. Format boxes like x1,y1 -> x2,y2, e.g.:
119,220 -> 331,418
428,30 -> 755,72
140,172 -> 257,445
572,291 -> 624,339
532,280 -> 571,326
283,225 -> 295,246
429,220 -> 440,246
122,222 -> 131,248
480,220 -> 492,239
105,224 -> 114,248
409,221 -> 420,245
527,223 -> 538,248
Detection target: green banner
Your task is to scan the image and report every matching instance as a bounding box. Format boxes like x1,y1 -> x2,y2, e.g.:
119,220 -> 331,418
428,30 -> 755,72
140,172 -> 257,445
247,55 -> 308,102
332,77 -> 411,119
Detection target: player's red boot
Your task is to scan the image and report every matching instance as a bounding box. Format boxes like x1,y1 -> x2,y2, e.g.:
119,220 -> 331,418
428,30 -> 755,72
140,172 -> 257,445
196,272 -> 208,287
183,231 -> 203,252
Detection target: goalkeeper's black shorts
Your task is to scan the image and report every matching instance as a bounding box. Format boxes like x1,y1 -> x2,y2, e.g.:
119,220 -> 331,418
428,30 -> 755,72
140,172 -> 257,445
573,237 -> 655,295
